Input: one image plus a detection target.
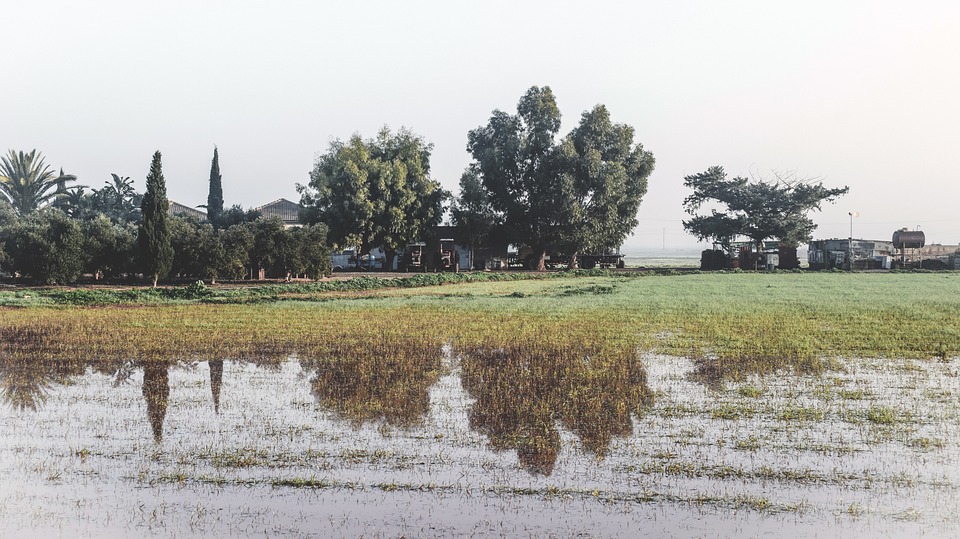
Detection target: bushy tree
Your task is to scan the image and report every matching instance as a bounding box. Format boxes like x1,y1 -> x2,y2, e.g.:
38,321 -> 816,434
464,86 -> 652,270
249,217 -> 294,279
682,166 -> 849,251
194,223 -> 225,283
466,87 -> 564,271
138,151 -> 174,287
299,127 -> 448,269
290,224 -> 331,279
0,209 -> 85,284
169,218 -> 227,283
82,215 -> 137,279
214,204 -> 260,229
218,222 -> 254,279
556,105 -> 654,268
169,217 -> 201,277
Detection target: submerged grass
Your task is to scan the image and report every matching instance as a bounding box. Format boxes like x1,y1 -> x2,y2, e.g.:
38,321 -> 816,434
0,272 -> 958,383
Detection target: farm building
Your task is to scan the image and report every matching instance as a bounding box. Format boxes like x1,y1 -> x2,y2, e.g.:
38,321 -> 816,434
329,225 -> 512,272
701,241 -> 799,271
168,200 -> 206,221
913,243 -> 960,269
807,239 -> 896,270
255,198 -> 302,227
166,198 -> 304,227
429,225 -> 510,271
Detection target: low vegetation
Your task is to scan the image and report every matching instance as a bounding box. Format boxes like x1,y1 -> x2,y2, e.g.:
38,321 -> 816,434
1,271 -> 958,384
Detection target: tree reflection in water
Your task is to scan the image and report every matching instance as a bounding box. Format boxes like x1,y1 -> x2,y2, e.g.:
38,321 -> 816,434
302,336 -> 444,428
459,340 -> 653,476
0,353 -> 220,444
2,334 -> 653,469
142,362 -> 170,443
0,325 -> 95,411
0,357 -> 58,411
209,360 -> 223,414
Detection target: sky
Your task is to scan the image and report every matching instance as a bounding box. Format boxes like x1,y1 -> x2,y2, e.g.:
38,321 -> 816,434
5,1 -> 959,249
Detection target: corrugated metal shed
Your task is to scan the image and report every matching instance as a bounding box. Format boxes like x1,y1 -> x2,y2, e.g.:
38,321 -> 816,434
168,200 -> 206,221
256,198 -> 302,227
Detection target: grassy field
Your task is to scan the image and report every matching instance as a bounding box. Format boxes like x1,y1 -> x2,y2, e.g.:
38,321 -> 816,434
3,271 -> 960,536
2,271 -> 958,381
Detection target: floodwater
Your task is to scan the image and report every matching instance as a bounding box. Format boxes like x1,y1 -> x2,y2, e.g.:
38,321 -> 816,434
1,347 -> 959,538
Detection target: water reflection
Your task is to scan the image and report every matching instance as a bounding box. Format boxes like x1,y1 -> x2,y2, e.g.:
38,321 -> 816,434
0,354 -> 57,411
0,353 -> 215,443
209,360 -> 223,414
142,362 -> 170,442
459,342 -> 653,475
0,327 -> 65,410
301,339 -> 444,427
2,340 -> 652,474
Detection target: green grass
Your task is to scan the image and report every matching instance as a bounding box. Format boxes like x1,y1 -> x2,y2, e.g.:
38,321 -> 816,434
2,271 -> 959,382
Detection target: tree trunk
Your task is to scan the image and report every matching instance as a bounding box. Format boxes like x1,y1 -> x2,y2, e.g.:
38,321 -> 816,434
152,273 -> 159,288
536,249 -> 547,272
385,250 -> 396,272
567,251 -> 579,270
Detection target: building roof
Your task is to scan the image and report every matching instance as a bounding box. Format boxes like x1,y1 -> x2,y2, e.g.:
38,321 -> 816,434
168,200 -> 206,221
255,198 -> 302,226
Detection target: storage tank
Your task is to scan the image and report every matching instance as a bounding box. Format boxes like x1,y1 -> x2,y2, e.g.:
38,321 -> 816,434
892,228 -> 925,249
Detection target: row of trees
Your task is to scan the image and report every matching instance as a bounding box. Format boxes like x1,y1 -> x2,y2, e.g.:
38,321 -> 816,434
0,208 -> 331,285
298,87 -> 848,269
3,86 -> 848,283
0,150 -> 330,284
298,86 -> 656,271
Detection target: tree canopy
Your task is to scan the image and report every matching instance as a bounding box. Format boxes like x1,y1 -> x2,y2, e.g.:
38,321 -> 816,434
450,165 -> 497,262
682,166 -> 849,250
93,174 -> 141,223
556,105 -> 654,266
464,86 -> 653,270
206,147 -> 224,223
298,127 -> 448,268
466,86 -> 564,270
0,150 -> 77,216
138,151 -> 174,287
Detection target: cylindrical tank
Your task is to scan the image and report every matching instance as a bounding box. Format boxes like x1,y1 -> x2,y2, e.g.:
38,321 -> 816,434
892,228 -> 925,248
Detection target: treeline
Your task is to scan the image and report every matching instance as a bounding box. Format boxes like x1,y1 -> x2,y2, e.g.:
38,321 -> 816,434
298,86 -> 656,272
0,205 -> 330,285
0,150 -> 329,285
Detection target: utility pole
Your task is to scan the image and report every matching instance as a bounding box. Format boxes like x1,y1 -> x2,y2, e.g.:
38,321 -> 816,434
848,211 -> 859,270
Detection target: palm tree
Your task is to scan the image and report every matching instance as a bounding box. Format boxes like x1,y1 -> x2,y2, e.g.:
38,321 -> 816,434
60,186 -> 94,220
0,149 -> 76,216
93,173 -> 140,222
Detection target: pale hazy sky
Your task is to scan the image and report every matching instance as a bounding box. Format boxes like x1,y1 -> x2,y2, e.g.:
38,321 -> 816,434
5,1 -> 959,248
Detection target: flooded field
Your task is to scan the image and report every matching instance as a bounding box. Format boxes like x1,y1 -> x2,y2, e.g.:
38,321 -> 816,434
2,346 -> 958,537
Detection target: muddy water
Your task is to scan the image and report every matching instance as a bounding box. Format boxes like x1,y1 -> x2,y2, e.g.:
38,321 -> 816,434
1,350 -> 958,537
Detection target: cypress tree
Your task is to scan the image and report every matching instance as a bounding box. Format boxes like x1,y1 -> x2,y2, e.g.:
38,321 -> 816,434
138,151 -> 174,287
207,146 -> 224,223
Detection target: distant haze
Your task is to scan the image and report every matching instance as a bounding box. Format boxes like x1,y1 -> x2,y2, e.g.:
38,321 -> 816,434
5,1 -> 958,248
